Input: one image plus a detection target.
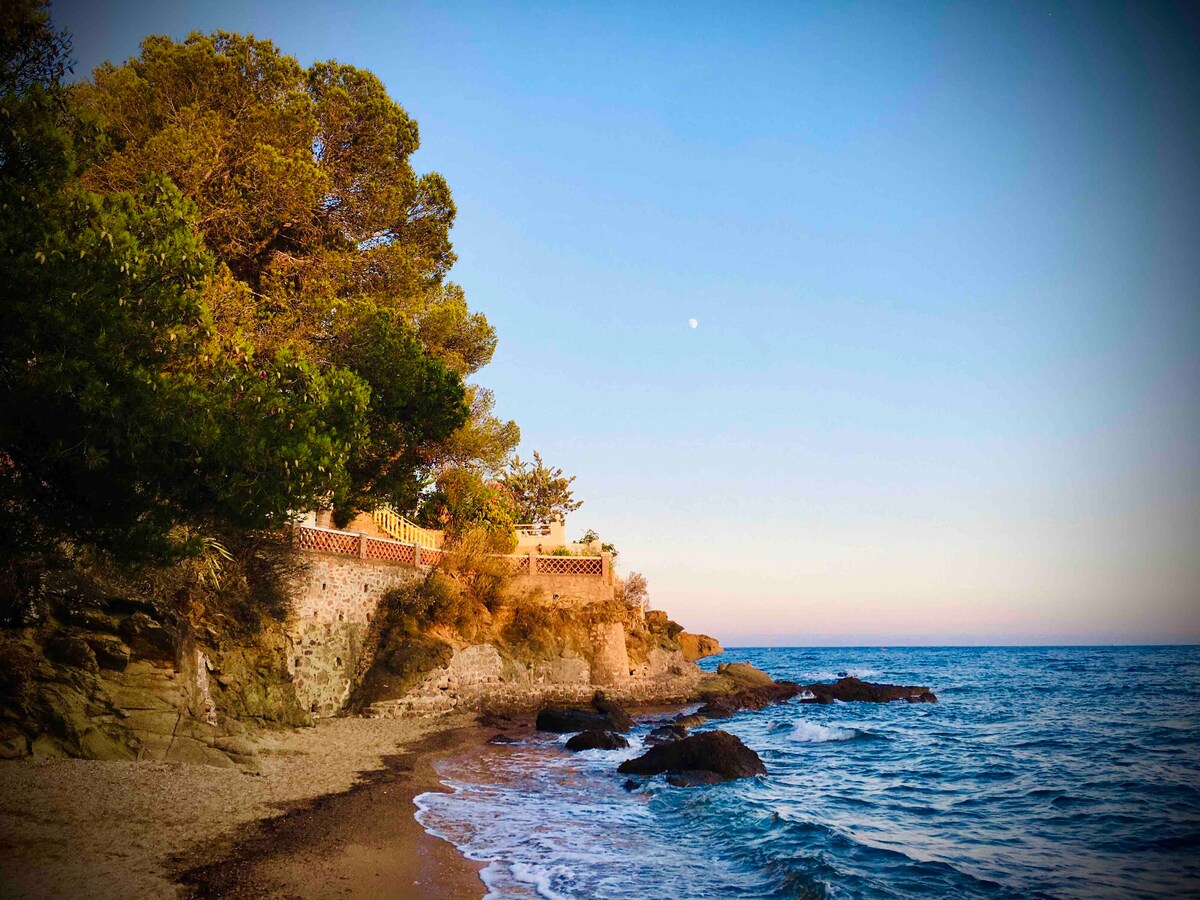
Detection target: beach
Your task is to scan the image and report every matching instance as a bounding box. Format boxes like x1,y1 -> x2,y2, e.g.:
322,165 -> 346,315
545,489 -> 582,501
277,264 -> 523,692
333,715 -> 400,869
0,714 -> 491,900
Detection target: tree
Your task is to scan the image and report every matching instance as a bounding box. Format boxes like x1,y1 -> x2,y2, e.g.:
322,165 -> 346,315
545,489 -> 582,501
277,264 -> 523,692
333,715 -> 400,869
618,572 -> 648,610
68,29 -> 488,517
501,452 -> 582,524
1,4 -> 370,560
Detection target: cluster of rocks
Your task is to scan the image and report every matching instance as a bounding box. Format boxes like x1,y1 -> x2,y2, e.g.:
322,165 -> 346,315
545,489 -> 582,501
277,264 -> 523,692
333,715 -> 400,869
801,676 -> 937,704
516,664 -> 938,789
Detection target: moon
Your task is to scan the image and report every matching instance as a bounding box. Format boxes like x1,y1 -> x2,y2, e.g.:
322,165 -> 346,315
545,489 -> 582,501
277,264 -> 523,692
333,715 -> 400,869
688,318 -> 698,329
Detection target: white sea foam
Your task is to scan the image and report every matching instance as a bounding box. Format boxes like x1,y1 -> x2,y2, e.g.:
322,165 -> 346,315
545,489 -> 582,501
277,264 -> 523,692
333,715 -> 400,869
790,721 -> 858,742
510,862 -> 576,899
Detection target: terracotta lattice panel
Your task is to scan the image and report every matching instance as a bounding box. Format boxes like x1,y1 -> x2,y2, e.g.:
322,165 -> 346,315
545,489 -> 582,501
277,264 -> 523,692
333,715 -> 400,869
364,537 -> 416,565
296,527 -> 359,556
535,556 -> 603,576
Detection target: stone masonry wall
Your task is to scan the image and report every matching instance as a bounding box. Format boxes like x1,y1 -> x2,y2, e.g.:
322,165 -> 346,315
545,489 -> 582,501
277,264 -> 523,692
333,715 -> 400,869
508,572 -> 615,606
288,555 -> 422,717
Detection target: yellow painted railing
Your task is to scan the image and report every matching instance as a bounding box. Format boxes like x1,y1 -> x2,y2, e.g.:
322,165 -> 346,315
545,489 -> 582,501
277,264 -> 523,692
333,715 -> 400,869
371,505 -> 442,549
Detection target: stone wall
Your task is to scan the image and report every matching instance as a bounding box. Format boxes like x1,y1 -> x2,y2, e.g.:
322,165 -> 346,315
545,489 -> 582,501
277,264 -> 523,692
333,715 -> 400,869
508,572 -> 615,606
288,555 -> 422,717
364,640 -> 699,718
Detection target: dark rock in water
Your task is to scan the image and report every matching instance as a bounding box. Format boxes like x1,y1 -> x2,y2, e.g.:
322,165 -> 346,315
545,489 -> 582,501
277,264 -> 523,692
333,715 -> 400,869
118,613 -> 174,661
716,662 -> 776,687
618,730 -> 766,782
699,681 -> 804,719
667,770 -> 726,787
802,677 -> 937,704
488,733 -> 519,744
592,693 -> 633,732
538,698 -> 632,734
84,635 -> 130,671
622,778 -> 642,792
646,724 -> 688,745
674,713 -> 708,728
837,671 -> 849,678
536,706 -> 612,733
566,729 -> 629,751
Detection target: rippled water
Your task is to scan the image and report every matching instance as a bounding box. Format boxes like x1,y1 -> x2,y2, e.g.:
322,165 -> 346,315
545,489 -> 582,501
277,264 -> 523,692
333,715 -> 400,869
415,647 -> 1200,898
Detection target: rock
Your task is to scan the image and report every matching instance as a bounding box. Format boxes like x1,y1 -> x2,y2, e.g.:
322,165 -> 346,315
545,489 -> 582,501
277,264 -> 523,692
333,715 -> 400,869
618,730 -> 766,782
212,735 -> 256,757
488,733 -> 519,744
536,699 -> 632,734
566,730 -> 629,751
62,608 -> 118,633
0,725 -> 28,759
716,662 -> 775,687
677,633 -> 723,662
622,778 -> 641,792
674,713 -> 708,728
45,633 -> 98,674
699,681 -> 804,719
118,613 -> 175,661
84,635 -> 130,671
592,693 -> 633,731
536,706 -> 612,733
646,724 -> 688,745
802,677 -> 937,704
667,770 -> 726,787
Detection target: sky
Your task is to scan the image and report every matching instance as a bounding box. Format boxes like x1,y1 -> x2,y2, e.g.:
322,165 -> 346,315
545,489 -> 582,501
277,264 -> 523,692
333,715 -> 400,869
55,0 -> 1200,646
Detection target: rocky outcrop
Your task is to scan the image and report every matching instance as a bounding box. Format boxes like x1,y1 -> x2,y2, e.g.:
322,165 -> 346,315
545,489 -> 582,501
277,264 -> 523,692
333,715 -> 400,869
565,729 -> 629,751
677,632 -> 722,662
618,730 -> 766,782
646,723 -> 687,745
694,663 -> 804,718
537,706 -> 613,733
802,677 -> 937,704
537,695 -> 633,733
0,565 -> 307,766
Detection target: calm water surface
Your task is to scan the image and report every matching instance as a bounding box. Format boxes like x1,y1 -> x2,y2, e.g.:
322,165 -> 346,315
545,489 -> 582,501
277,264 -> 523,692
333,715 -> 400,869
415,646 -> 1200,898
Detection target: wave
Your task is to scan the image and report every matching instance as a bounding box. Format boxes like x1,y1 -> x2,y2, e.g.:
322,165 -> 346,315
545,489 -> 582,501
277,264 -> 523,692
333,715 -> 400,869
790,720 -> 861,742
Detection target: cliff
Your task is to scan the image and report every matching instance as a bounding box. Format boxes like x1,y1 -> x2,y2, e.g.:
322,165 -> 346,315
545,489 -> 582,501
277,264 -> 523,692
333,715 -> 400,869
0,546 -> 706,764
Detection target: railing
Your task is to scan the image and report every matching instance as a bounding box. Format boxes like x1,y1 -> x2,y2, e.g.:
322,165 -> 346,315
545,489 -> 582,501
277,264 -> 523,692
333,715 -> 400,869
515,523 -> 553,537
371,506 -> 442,549
296,526 -> 603,579
533,555 -> 603,575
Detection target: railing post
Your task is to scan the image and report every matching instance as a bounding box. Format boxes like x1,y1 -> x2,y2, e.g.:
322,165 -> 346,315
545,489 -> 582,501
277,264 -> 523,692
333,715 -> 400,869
413,541 -> 421,568
358,533 -> 367,560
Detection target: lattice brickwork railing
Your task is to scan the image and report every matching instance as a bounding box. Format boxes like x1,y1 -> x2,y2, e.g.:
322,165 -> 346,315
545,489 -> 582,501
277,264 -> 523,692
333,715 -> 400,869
296,526 -> 360,556
296,526 -> 604,579
535,555 -> 603,576
364,536 -> 416,566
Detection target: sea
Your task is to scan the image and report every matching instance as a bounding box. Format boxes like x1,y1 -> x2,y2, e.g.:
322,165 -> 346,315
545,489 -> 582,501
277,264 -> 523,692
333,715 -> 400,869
414,646 -> 1200,898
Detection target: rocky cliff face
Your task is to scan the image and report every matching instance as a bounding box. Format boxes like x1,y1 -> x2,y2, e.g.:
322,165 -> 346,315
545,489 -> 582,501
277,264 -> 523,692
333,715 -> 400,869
354,588 -> 701,718
0,563 -> 306,766
677,632 -> 723,662
1,555 -> 711,763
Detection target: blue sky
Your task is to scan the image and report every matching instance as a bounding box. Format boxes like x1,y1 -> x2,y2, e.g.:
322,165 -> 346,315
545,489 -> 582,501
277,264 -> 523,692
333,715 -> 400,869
58,0 -> 1199,644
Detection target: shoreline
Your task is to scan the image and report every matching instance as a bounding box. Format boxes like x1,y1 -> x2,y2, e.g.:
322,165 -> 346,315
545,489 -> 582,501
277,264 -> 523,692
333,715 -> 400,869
0,713 -> 488,899
0,695 -> 704,899
178,724 -> 494,899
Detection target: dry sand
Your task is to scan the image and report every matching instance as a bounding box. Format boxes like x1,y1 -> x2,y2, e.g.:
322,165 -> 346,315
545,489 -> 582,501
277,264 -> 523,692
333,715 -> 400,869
0,714 -> 488,899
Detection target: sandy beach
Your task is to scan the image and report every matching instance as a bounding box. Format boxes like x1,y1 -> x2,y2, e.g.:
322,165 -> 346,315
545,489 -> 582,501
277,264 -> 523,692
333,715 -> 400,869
0,714 -> 491,899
